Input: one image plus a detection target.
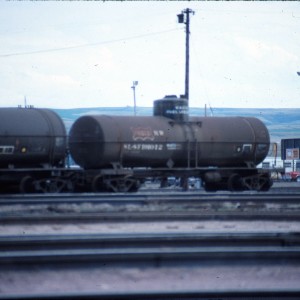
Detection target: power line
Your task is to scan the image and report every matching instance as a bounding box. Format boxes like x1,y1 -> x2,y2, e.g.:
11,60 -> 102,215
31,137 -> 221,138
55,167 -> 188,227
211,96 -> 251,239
0,27 -> 181,58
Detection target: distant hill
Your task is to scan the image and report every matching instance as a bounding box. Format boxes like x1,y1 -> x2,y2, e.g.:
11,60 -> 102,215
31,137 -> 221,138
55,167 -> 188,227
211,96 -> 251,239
54,107 -> 300,142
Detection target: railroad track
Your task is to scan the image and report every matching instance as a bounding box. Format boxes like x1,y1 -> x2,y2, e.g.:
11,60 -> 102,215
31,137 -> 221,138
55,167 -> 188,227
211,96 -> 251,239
1,192 -> 300,223
2,210 -> 300,224
1,232 -> 300,299
2,290 -> 300,300
1,190 -> 300,204
0,232 -> 300,254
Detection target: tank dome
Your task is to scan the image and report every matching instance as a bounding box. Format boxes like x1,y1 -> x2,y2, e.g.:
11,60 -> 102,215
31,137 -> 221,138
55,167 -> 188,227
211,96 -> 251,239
153,95 -> 188,121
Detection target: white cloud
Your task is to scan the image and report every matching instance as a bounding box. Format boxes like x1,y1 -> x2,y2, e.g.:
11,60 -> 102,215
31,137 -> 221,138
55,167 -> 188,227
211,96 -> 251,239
235,36 -> 299,68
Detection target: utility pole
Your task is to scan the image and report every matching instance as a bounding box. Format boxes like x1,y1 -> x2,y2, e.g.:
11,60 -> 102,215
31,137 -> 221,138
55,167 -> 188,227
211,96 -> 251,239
131,81 -> 138,116
177,8 -> 195,103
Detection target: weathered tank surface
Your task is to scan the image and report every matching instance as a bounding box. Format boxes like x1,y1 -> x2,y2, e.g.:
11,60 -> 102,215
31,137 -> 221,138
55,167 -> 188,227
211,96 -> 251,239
0,107 -> 66,167
190,116 -> 270,167
69,115 -> 186,169
69,113 -> 270,170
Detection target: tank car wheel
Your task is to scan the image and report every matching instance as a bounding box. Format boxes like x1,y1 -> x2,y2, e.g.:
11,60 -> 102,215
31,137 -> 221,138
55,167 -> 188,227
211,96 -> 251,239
125,176 -> 140,192
20,175 -> 35,193
123,175 -> 140,192
35,178 -> 72,193
92,175 -> 107,192
228,173 -> 244,192
243,174 -> 272,192
103,175 -> 140,193
109,175 -> 139,193
260,177 -> 273,191
69,173 -> 88,192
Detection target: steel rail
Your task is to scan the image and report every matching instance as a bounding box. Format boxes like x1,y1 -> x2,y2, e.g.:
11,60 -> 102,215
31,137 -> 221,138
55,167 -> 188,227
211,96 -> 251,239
1,210 -> 300,224
3,247 -> 300,265
1,192 -> 300,205
1,232 -> 300,264
2,289 -> 300,300
1,232 -> 300,250
2,208 -> 300,224
0,193 -> 300,211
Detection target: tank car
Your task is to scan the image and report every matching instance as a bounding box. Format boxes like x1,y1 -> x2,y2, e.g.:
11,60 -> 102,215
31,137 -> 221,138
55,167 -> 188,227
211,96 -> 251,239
0,107 -> 67,192
0,97 -> 272,193
69,95 -> 272,192
0,107 -> 66,167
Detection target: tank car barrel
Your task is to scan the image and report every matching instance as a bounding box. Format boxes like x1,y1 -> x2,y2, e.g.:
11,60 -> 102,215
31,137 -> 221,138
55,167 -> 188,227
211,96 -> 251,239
0,107 -> 67,168
69,116 -> 269,170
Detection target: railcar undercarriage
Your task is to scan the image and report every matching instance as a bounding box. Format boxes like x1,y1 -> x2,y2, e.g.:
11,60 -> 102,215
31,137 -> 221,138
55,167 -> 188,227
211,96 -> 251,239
0,166 -> 272,194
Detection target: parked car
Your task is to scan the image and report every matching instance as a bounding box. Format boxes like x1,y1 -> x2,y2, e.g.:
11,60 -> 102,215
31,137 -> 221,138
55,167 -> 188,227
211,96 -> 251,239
287,171 -> 300,182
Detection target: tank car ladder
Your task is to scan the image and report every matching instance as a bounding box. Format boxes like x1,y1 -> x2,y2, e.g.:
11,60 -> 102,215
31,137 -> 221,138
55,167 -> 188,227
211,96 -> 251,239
187,140 -> 198,168
184,122 -> 198,168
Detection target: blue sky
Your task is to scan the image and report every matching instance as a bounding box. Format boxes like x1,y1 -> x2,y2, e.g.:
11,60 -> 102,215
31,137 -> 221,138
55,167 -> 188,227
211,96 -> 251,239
0,1 -> 299,109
